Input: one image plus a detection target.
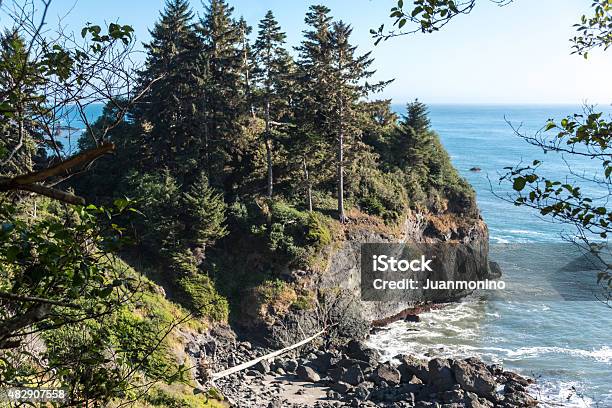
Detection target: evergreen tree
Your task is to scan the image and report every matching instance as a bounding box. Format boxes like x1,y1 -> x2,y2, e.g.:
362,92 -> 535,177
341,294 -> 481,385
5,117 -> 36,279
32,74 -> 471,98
135,0 -> 203,181
297,11 -> 388,221
293,5 -> 335,211
181,173 -> 227,253
198,0 -> 247,190
404,99 -> 431,134
0,31 -> 43,177
395,99 -> 434,172
252,10 -> 294,197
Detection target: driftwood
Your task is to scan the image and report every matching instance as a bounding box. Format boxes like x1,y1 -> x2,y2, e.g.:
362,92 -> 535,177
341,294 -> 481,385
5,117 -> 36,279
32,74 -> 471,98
209,327 -> 328,382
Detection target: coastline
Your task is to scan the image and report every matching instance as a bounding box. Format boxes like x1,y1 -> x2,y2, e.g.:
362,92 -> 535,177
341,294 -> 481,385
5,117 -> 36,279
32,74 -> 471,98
190,293 -> 545,407
195,314 -> 540,408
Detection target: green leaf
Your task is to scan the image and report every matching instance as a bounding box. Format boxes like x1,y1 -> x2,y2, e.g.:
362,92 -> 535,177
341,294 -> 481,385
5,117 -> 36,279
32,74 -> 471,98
513,177 -> 526,191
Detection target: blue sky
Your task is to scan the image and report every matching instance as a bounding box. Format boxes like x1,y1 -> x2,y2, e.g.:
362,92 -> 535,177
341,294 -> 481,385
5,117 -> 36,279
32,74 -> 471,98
8,0 -> 612,104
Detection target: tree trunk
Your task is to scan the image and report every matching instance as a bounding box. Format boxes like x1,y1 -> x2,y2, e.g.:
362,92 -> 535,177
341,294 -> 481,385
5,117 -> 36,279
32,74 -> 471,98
337,100 -> 346,223
303,157 -> 313,212
265,100 -> 273,198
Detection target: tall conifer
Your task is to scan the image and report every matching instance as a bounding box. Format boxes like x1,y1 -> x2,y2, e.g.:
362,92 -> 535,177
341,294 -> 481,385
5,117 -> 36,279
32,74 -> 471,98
136,0 -> 202,180
198,0 -> 246,189
252,10 -> 293,197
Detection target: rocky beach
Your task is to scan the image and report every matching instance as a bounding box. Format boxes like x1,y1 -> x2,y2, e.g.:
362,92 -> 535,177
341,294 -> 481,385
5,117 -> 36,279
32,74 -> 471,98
186,317 -> 540,408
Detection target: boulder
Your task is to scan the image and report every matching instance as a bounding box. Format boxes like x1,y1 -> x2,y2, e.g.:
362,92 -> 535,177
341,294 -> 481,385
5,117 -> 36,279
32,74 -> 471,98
428,358 -> 455,392
501,371 -> 533,387
296,365 -> 320,382
502,390 -> 538,407
326,390 -> 342,400
408,375 -> 423,384
441,389 -> 465,404
283,359 -> 298,373
371,364 -> 401,386
504,381 -> 526,394
309,352 -> 335,374
398,355 -> 430,383
414,401 -> 440,408
330,381 -> 353,394
346,340 -> 381,365
253,359 -> 270,374
354,384 -> 370,400
487,363 -> 503,376
328,366 -> 347,382
342,365 -> 365,386
337,357 -> 372,370
452,358 -> 496,400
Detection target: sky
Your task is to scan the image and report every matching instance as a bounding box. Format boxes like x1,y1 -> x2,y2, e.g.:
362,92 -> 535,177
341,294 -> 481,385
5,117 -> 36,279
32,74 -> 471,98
3,0 -> 612,105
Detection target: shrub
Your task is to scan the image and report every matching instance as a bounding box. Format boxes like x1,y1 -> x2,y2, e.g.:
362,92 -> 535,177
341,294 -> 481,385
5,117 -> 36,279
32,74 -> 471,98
305,212 -> 332,248
253,279 -> 298,317
354,167 -> 408,222
113,308 -> 179,380
178,274 -> 229,322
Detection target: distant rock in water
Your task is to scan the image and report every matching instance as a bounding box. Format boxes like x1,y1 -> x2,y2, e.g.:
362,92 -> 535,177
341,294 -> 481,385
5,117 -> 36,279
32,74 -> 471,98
469,167 -> 482,172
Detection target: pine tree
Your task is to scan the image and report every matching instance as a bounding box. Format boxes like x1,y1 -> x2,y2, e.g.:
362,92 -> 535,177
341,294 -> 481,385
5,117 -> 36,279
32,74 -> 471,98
0,31 -> 43,177
181,172 -> 227,252
135,0 -> 202,181
404,99 -> 431,134
252,10 -> 293,198
296,11 -> 388,221
293,5 -> 335,212
395,99 -> 434,176
329,21 -> 391,222
198,0 -> 247,190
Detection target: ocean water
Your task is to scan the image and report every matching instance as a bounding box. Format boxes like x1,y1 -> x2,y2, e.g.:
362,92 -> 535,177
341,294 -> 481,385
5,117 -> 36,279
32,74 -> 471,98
368,105 -> 612,407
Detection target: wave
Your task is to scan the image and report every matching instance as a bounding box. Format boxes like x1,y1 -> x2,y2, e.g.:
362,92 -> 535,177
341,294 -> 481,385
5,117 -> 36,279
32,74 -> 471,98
530,380 -> 596,408
505,229 -> 549,236
505,346 -> 612,364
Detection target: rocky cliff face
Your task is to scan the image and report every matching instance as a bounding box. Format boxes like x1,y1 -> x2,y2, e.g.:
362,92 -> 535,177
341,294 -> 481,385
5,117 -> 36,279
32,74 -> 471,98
245,208 -> 500,347
316,210 -> 498,323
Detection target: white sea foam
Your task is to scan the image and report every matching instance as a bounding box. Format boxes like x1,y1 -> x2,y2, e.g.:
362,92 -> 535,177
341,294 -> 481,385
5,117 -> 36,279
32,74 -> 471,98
490,236 -> 510,244
530,380 -> 595,408
368,299 -> 612,407
505,346 -> 612,364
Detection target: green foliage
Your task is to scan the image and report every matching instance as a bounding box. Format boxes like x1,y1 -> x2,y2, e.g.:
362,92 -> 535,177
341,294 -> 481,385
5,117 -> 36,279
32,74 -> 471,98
178,274 -> 229,321
0,201 -> 132,347
572,0 -> 612,58
135,0 -> 204,179
144,385 -> 225,407
0,198 -> 193,404
503,109 -> 611,240
305,212 -> 332,248
403,99 -> 431,134
372,0 -> 488,42
354,165 -> 409,221
125,170 -> 182,255
182,173 -> 228,249
112,307 -> 181,380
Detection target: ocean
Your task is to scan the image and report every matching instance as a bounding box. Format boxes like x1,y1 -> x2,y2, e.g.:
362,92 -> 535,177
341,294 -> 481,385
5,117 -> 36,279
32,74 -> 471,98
367,104 -> 612,407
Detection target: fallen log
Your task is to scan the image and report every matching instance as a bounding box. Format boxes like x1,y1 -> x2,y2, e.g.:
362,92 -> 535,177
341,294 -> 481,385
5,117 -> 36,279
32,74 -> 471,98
209,327 -> 328,382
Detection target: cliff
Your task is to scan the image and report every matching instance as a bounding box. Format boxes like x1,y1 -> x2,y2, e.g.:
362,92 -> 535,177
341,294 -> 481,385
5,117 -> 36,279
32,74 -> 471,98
235,205 -> 500,346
